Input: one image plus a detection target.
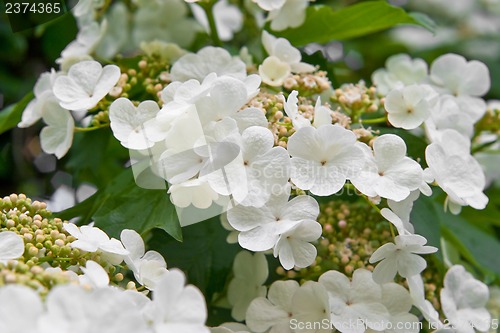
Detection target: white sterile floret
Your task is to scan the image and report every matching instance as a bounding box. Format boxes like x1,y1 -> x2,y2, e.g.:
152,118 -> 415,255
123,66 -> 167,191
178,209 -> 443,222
365,283 -> 420,333
227,186 -> 319,255
253,0 -> 286,11
425,129 -> 488,214
0,231 -> 25,263
19,69 -> 60,128
39,97 -> 75,159
350,134 -> 423,202
0,285 -> 43,333
290,281 -> 331,333
109,98 -> 160,150
94,3 -> 130,60
259,31 -> 314,86
440,265 -> 491,333
53,60 -> 120,111
372,54 -> 428,95
287,124 -> 365,196
246,280 -> 299,333
384,84 -> 437,130
191,0 -> 243,42
227,251 -> 268,321
283,90 -> 310,129
267,0 -> 309,31
171,47 -> 247,82
313,96 -> 333,128
79,260 -> 110,288
145,269 -> 210,333
63,223 -> 129,265
120,229 -> 168,290
369,234 -> 437,284
274,219 -> 322,270
59,21 -> 104,60
318,269 -> 390,333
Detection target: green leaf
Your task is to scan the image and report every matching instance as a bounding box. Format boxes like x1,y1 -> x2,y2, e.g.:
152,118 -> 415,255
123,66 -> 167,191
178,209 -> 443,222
55,167 -> 182,241
0,92 -> 34,135
273,3 -> 432,46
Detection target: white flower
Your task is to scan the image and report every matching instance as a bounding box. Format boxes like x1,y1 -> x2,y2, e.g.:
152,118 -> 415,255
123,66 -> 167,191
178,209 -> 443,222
227,188 -> 319,252
384,84 -> 437,130
386,191 -> 421,234
440,265 -> 491,333
350,134 -> 423,202
380,208 -> 414,236
132,0 -> 199,49
319,269 -> 390,333
63,223 -> 129,265
407,274 -> 443,328
253,0 -> 286,11
365,283 -> 420,333
268,0 -> 309,31
79,260 -> 110,288
290,281 -> 331,333
146,269 -> 209,333
258,56 -> 291,87
39,97 -> 75,159
169,178 -> 221,210
120,229 -> 168,290
18,69 -> 60,128
0,231 -> 25,263
313,96 -> 333,128
227,251 -> 268,321
282,90 -> 311,129
372,54 -> 428,95
109,98 -> 160,150
60,21 -> 104,60
274,219 -> 322,270
287,124 -> 365,196
369,234 -> 437,284
0,285 -> 43,333
191,0 -> 243,41
170,47 -> 247,82
246,280 -> 299,333
425,129 -> 488,213
53,60 -> 120,111
95,3 -> 130,59
211,323 -> 251,333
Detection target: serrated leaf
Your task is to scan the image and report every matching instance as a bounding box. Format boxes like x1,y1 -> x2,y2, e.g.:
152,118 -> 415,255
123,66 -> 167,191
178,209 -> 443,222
273,3 -> 431,46
0,92 -> 34,135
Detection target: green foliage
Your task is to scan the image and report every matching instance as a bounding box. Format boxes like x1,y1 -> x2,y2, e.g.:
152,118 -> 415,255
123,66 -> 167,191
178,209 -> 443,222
0,92 -> 34,135
56,167 -> 182,241
273,2 -> 433,46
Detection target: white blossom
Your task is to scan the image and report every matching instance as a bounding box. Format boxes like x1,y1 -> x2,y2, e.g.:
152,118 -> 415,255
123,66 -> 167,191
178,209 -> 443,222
268,0 -> 309,31
79,260 -> 110,288
291,281 -> 331,333
0,286 -> 43,333
0,231 -> 25,263
227,251 -> 268,321
53,60 -> 120,111
39,97 -> 75,159
191,0 -> 243,41
372,54 -> 428,95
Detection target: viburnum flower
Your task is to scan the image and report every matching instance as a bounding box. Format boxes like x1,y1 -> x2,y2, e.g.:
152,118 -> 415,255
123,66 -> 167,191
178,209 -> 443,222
227,251 -> 268,321
350,134 -> 423,202
145,269 -> 210,333
0,285 -> 43,333
372,54 -> 428,95
94,3 -> 130,60
53,60 -> 120,111
365,283 -> 420,333
273,219 -> 322,270
384,84 -> 438,130
440,265 -> 491,333
267,0 -> 309,31
283,90 -> 311,129
39,97 -> 75,159
259,31 -> 314,86
369,234 -> 438,284
0,231 -> 24,263
287,124 -> 365,196
380,207 -> 414,236
191,0 -> 243,41
18,69 -> 60,128
407,274 -> 443,328
246,280 -> 299,333
63,223 -> 129,265
59,21 -> 104,60
211,323 -> 251,333
429,53 -> 490,121
120,229 -> 168,290
319,269 -> 390,333
290,281 -> 331,333
170,47 -> 247,82
109,98 -> 160,150
253,0 -> 285,11
79,260 -> 110,288
227,188 -> 319,252
425,129 -> 488,214
169,178 -> 221,210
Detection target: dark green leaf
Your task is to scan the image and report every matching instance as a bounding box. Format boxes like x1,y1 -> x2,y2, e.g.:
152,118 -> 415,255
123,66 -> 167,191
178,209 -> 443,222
0,92 -> 34,135
273,3 -> 432,46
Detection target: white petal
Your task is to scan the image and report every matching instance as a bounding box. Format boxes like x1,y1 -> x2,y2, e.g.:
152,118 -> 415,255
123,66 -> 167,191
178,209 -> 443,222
0,232 -> 24,260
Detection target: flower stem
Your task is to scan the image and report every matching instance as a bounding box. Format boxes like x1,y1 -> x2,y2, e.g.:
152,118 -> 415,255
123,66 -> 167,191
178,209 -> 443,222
74,124 -> 109,132
201,2 -> 222,47
362,194 -> 396,239
359,116 -> 387,125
